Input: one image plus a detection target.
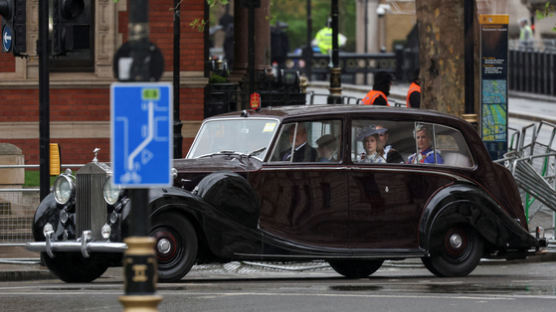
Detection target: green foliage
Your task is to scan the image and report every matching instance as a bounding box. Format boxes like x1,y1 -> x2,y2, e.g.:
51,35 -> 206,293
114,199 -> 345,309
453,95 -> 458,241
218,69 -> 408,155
190,18 -> 207,32
24,170 -> 56,188
209,73 -> 229,83
207,0 -> 229,7
269,0 -> 356,52
536,1 -> 556,31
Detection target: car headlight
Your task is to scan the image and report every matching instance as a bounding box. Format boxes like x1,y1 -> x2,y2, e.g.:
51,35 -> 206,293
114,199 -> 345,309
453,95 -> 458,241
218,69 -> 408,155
103,178 -> 121,205
53,174 -> 75,205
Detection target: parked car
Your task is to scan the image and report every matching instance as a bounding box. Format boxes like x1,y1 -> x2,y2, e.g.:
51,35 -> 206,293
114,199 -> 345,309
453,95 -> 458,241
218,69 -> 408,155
27,105 -> 546,282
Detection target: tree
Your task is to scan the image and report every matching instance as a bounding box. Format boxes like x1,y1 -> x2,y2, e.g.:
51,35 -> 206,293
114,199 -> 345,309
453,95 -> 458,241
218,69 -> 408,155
415,0 -> 474,115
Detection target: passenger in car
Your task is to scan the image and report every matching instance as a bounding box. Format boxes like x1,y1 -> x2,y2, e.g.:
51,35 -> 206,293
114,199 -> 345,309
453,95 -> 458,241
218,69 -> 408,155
358,127 -> 387,164
408,125 -> 444,164
316,134 -> 338,162
375,125 -> 404,163
281,125 -> 318,162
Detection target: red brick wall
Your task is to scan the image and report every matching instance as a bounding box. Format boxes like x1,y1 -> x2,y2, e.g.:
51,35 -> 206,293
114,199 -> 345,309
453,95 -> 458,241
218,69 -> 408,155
118,0 -> 205,72
1,0 -> 206,165
5,138 -> 110,165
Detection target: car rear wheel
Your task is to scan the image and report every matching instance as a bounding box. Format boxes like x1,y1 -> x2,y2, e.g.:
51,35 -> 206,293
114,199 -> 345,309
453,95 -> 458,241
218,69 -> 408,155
41,252 -> 109,283
422,223 -> 484,277
328,259 -> 384,278
150,212 -> 198,282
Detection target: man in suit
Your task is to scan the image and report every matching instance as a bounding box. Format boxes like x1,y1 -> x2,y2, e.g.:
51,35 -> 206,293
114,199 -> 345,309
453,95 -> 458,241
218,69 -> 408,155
375,125 -> 404,163
281,125 -> 317,162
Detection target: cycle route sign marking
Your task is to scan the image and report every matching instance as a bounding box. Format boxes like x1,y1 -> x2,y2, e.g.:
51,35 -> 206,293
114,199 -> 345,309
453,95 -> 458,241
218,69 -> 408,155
110,82 -> 173,187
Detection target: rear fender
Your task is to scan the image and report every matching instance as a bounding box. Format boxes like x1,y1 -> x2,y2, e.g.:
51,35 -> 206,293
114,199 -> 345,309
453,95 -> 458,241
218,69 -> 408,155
420,183 -> 537,252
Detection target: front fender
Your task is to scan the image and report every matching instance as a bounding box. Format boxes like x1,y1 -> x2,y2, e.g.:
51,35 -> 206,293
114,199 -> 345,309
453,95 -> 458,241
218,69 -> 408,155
419,183 -> 538,252
146,185 -> 261,259
32,193 -> 64,242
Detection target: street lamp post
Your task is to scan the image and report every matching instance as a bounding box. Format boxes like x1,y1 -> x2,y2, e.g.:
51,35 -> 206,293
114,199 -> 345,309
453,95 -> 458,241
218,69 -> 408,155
306,0 -> 312,81
327,0 -> 342,104
463,0 -> 478,127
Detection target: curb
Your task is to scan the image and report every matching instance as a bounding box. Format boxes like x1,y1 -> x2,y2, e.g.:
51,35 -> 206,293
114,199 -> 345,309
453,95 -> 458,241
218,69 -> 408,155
0,269 -> 54,282
480,251 -> 556,265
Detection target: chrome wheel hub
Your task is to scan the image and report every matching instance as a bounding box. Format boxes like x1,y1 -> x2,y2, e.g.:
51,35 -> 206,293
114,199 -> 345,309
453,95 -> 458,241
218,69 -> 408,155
157,238 -> 172,255
449,233 -> 463,249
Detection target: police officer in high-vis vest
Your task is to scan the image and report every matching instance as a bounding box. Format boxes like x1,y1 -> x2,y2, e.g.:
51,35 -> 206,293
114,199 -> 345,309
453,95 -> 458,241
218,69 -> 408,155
362,71 -> 392,106
406,69 -> 421,108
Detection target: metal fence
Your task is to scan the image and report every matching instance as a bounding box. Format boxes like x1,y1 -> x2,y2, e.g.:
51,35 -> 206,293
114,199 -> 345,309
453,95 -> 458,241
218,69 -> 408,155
0,164 -> 82,244
496,121 -> 556,237
285,52 -> 399,85
509,49 -> 556,96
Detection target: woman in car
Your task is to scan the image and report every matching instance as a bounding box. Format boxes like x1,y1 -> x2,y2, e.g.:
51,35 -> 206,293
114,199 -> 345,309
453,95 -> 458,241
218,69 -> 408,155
358,127 -> 387,164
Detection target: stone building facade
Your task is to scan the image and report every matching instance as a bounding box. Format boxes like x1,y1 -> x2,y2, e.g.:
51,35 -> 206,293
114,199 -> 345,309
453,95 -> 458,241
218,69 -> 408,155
0,0 -> 207,165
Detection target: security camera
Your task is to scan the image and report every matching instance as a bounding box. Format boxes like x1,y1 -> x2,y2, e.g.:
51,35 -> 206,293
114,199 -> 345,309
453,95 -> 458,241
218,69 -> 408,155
376,4 -> 390,17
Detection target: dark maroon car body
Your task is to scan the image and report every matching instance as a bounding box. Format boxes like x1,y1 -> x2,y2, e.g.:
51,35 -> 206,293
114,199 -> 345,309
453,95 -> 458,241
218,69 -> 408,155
31,105 -> 544,282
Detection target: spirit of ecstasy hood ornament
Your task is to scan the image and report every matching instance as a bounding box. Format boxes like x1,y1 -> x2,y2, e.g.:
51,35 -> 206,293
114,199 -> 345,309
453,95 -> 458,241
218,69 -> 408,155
92,148 -> 100,163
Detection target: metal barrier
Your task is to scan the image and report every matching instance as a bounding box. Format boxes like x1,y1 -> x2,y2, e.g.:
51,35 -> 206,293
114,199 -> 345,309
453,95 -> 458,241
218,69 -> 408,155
306,91 -> 405,107
495,120 -> 556,237
0,164 -> 83,243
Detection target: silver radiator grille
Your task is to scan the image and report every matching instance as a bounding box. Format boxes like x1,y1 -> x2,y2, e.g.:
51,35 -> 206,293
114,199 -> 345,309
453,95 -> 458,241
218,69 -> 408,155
75,163 -> 110,240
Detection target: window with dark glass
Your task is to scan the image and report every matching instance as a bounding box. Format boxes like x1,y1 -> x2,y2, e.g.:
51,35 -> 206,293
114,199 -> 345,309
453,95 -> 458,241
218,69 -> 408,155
49,0 -> 94,72
269,120 -> 342,163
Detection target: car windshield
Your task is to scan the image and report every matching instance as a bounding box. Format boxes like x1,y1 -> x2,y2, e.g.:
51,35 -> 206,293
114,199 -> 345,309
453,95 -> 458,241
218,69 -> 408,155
186,118 -> 279,160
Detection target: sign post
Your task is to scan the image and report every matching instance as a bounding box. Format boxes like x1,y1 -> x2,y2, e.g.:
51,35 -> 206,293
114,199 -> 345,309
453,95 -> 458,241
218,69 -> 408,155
479,14 -> 509,160
113,0 -> 166,310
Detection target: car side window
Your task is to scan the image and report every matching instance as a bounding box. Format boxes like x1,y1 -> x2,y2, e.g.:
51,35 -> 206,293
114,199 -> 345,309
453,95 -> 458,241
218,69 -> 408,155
434,124 -> 474,168
405,122 -> 474,167
269,120 -> 342,163
351,120 -> 413,164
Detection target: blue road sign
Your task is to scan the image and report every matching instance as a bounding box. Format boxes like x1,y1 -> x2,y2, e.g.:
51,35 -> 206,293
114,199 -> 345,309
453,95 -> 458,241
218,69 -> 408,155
110,82 -> 173,187
2,25 -> 13,52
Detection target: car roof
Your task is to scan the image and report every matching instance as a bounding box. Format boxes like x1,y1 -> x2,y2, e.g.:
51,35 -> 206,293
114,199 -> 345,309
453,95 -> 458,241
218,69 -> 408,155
208,104 -> 466,124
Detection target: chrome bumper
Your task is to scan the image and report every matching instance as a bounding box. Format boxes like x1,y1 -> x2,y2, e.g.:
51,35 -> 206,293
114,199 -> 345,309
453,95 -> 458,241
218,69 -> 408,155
26,230 -> 127,259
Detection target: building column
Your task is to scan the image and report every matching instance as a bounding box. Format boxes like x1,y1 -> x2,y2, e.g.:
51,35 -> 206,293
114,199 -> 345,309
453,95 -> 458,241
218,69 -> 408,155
231,0 -> 270,78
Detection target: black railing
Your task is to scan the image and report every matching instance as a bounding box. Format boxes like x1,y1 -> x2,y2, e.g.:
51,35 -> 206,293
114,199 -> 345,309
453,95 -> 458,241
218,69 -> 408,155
284,52 -> 399,85
509,49 -> 556,96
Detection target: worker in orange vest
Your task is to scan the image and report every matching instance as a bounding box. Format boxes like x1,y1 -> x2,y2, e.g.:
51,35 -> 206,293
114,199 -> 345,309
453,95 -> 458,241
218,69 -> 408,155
361,71 -> 392,106
406,70 -> 421,108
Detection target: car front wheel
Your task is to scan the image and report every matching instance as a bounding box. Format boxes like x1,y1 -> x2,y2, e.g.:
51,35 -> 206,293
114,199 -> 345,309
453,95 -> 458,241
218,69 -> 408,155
328,259 -> 384,278
150,212 -> 198,282
422,223 -> 484,277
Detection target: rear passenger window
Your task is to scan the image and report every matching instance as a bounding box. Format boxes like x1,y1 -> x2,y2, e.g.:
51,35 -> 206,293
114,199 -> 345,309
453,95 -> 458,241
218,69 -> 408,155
434,125 -> 474,168
406,122 -> 473,167
350,120 -> 473,168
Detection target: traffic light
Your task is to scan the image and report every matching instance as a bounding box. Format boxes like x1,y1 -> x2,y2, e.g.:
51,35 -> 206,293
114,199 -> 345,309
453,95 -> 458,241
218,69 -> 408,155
0,0 -> 26,56
52,0 -> 91,55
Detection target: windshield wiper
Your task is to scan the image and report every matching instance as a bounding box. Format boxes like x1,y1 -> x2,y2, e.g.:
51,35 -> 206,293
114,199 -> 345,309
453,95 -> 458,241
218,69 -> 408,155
248,147 -> 266,157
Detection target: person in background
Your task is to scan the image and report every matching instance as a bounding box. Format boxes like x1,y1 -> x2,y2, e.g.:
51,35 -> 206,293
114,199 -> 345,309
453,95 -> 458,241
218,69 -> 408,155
519,18 -> 534,51
358,127 -> 387,164
406,69 -> 421,108
313,17 -> 347,55
270,21 -> 290,81
408,124 -> 444,164
361,71 -> 392,106
316,134 -> 338,162
375,125 -> 404,163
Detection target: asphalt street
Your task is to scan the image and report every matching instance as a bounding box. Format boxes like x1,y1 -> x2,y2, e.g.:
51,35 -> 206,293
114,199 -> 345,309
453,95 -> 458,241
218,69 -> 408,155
2,259 -> 556,312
